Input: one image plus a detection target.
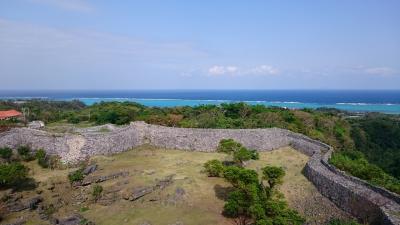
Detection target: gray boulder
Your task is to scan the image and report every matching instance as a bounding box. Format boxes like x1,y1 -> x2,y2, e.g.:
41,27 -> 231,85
82,164 -> 97,175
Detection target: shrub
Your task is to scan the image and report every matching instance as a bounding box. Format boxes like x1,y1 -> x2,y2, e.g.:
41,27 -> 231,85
262,166 -> 285,189
17,145 -> 34,161
44,204 -> 56,217
80,206 -> 89,212
221,165 -> 304,225
68,168 -> 84,183
0,147 -> 12,160
91,184 -> 103,202
330,150 -> 400,194
48,155 -> 62,169
233,147 -> 254,166
217,139 -> 243,154
249,149 -> 259,160
0,162 -> 28,187
35,149 -> 49,168
204,159 -> 225,177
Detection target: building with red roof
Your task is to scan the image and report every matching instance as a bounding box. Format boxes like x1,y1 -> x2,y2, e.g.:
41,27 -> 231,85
0,110 -> 23,120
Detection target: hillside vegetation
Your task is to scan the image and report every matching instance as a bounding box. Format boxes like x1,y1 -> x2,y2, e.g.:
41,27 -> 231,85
1,100 -> 400,192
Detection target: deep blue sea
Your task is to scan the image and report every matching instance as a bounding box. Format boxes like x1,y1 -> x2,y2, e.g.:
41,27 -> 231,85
1,90 -> 400,114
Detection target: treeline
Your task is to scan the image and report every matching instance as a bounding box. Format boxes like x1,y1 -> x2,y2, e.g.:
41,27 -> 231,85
64,101 -> 355,151
0,100 -> 85,122
349,114 -> 400,179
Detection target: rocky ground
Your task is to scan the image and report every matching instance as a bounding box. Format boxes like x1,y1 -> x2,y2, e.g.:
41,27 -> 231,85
0,145 -> 352,225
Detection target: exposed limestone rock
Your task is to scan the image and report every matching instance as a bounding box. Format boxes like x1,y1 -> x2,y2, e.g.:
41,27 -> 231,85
7,196 -> 43,212
123,175 -> 175,201
74,171 -> 129,187
82,164 -> 97,175
50,214 -> 94,225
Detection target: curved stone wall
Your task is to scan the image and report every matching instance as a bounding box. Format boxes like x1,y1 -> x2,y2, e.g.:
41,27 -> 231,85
0,121 -> 399,224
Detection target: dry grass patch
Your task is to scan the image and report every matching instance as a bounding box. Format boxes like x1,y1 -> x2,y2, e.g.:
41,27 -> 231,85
0,145 -> 351,225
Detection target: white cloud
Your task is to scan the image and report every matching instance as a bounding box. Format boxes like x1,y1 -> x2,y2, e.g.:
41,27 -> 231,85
208,65 -> 238,75
247,65 -> 279,75
208,65 -> 279,76
364,67 -> 397,76
28,0 -> 94,13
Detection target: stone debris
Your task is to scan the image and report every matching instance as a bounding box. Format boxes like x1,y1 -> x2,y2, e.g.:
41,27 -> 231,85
3,220 -> 26,225
165,187 -> 186,205
123,186 -> 154,201
82,164 -> 98,175
123,175 -> 175,201
50,214 -> 95,225
139,221 -> 152,225
7,196 -> 43,212
169,222 -> 184,225
74,171 -> 129,187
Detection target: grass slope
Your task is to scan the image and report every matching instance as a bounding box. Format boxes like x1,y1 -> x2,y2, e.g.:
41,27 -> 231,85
1,146 -> 351,225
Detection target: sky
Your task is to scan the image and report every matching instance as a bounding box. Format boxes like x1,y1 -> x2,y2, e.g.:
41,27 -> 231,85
0,0 -> 399,90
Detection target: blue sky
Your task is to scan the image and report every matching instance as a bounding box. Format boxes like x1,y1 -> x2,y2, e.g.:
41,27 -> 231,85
0,0 -> 399,89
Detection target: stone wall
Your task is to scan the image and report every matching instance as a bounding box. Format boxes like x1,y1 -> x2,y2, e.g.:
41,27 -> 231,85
0,121 -> 399,224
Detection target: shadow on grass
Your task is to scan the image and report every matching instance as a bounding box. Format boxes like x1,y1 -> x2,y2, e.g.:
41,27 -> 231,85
214,184 -> 235,201
0,178 -> 38,192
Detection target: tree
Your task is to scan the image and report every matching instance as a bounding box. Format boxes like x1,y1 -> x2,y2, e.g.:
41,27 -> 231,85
218,139 -> 258,167
221,166 -> 304,225
262,166 -> 285,190
223,166 -> 259,188
217,139 -> 243,154
204,159 -> 225,177
233,147 -> 254,166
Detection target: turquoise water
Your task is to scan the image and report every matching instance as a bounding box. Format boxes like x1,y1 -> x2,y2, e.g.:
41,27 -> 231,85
1,90 -> 400,114
77,98 -> 400,114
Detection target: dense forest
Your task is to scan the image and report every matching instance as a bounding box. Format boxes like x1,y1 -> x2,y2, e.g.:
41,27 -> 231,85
1,100 -> 399,193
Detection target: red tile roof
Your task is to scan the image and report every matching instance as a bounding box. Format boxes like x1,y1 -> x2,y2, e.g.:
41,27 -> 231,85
0,110 -> 22,120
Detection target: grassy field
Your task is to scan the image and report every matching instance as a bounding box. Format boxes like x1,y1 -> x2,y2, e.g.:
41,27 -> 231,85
1,145 -> 351,225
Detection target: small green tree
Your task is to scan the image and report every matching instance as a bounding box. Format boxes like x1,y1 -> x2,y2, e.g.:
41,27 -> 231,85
217,139 -> 243,154
0,162 -> 28,187
17,145 -> 34,161
221,165 -> 304,225
35,149 -> 49,168
0,147 -> 12,161
218,139 -> 259,167
223,166 -> 259,188
249,149 -> 259,160
233,147 -> 254,166
68,168 -> 84,183
204,159 -> 225,177
262,166 -> 285,190
91,184 -> 103,202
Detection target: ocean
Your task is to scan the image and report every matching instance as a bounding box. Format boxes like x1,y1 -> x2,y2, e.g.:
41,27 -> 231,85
1,90 -> 400,114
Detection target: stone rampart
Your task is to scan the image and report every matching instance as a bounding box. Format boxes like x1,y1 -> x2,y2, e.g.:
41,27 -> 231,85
0,121 -> 399,224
